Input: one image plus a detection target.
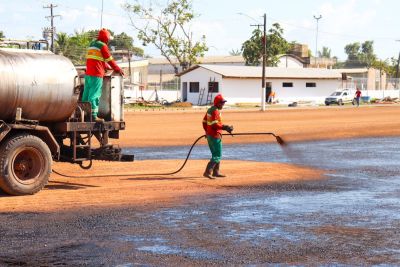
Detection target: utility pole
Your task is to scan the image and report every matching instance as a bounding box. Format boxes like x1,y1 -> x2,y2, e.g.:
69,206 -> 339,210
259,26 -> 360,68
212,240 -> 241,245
43,4 -> 60,53
313,15 -> 322,67
250,13 -> 267,111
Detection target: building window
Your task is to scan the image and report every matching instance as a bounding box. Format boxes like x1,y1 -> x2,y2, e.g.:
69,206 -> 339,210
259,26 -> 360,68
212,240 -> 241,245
306,82 -> 316,87
189,82 -> 200,93
282,82 -> 293,87
208,81 -> 219,93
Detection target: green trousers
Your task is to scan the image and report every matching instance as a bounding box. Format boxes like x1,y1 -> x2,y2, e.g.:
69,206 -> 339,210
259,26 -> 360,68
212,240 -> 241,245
206,135 -> 222,163
82,75 -> 103,117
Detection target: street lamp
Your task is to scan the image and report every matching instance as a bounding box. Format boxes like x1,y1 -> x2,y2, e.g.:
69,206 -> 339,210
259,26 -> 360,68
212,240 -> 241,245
313,15 -> 322,67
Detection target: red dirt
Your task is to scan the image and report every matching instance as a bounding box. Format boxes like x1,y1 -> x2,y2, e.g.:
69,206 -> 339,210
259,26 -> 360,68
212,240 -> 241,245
2,105 -> 399,212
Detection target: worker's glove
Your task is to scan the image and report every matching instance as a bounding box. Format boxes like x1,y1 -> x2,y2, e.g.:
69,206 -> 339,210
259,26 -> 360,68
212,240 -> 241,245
222,125 -> 234,134
118,69 -> 125,76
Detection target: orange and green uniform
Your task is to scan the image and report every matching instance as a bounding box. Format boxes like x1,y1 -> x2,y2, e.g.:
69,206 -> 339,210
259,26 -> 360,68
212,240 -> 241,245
82,29 -> 121,118
203,106 -> 224,163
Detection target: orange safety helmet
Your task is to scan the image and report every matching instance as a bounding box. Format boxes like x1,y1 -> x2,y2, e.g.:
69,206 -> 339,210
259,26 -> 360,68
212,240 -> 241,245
214,94 -> 227,106
98,28 -> 112,43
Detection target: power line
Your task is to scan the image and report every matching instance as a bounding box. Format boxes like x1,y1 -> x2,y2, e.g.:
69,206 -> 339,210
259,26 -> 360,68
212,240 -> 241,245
43,3 -> 60,52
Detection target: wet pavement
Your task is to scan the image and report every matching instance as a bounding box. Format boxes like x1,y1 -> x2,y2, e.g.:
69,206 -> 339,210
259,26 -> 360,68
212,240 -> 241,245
1,137 -> 400,265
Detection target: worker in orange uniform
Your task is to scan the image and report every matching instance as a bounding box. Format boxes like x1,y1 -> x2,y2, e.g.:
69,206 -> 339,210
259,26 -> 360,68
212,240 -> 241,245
202,94 -> 234,179
83,28 -> 124,122
267,90 -> 275,104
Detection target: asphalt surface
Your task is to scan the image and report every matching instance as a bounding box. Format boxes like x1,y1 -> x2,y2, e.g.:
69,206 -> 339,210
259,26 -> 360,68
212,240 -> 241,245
1,137 -> 400,266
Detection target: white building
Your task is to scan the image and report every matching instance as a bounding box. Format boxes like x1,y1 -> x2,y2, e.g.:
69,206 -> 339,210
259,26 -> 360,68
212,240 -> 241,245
177,64 -> 342,105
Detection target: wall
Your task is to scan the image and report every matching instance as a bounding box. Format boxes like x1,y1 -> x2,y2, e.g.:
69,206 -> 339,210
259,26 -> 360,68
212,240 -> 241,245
180,67 -> 341,105
271,78 -> 340,104
148,63 -> 178,75
222,78 -> 341,104
276,56 -> 304,68
124,88 -> 180,103
362,89 -> 400,99
180,68 -> 223,105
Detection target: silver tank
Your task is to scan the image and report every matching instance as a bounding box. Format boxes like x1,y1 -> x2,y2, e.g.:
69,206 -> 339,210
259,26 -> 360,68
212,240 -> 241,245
0,48 -> 79,122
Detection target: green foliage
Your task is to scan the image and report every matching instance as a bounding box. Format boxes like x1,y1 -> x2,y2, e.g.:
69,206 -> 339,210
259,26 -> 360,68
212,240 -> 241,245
371,59 -> 391,75
344,40 -> 377,68
318,46 -> 331,58
109,32 -> 143,56
124,0 -> 208,73
229,49 -> 241,56
241,23 -> 290,66
54,30 -> 90,65
54,30 -> 142,65
0,31 -> 4,39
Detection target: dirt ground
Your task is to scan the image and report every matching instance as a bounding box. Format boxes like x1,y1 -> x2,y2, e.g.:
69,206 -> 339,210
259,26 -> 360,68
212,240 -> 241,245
2,105 -> 400,265
2,105 -> 400,211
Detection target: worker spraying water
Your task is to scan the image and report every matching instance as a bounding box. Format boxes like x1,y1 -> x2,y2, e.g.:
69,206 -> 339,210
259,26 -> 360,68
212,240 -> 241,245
202,94 -> 234,179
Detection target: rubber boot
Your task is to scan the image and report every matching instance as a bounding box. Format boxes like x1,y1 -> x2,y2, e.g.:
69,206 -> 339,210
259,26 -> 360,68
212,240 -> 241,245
203,161 -> 216,179
212,162 -> 226,178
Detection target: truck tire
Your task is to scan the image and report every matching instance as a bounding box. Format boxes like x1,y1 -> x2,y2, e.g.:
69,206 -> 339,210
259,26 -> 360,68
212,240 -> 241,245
0,134 -> 52,195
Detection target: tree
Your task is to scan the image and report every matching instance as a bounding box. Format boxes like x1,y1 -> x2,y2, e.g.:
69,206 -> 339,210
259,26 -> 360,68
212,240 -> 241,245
54,30 -> 142,65
63,30 -> 91,65
0,31 -> 4,39
109,32 -> 144,57
229,49 -> 241,56
344,40 -> 376,68
124,0 -> 208,73
318,46 -> 331,58
360,40 -> 376,67
241,23 -> 290,66
55,32 -> 69,55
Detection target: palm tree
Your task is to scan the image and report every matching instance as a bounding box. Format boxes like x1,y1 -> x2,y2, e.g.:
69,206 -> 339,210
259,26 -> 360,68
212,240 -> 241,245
318,46 -> 331,58
55,32 -> 69,55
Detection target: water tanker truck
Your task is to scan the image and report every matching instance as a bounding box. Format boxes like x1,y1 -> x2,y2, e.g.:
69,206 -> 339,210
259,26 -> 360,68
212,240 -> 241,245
0,47 -> 134,195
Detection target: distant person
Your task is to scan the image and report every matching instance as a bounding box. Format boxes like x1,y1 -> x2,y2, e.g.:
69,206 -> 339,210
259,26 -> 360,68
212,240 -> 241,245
354,88 -> 362,107
267,90 -> 275,104
83,28 -> 124,122
202,94 -> 233,179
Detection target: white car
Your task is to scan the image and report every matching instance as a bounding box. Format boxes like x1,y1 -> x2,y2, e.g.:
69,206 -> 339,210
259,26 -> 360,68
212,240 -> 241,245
325,90 -> 354,106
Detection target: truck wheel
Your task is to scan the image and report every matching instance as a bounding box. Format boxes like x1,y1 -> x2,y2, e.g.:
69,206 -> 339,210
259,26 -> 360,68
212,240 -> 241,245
0,134 -> 52,195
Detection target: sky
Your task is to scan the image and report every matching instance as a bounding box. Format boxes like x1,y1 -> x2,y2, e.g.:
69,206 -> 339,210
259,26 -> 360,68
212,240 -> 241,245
0,0 -> 399,61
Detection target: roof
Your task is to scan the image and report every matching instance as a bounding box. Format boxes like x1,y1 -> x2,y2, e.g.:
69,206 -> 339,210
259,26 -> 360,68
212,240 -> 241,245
177,64 -> 342,79
148,55 -> 245,65
277,54 -> 309,65
117,59 -> 149,68
334,68 -> 369,74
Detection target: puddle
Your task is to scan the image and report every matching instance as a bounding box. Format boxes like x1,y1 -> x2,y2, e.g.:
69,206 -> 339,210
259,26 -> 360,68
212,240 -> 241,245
120,234 -> 223,260
119,137 -> 400,263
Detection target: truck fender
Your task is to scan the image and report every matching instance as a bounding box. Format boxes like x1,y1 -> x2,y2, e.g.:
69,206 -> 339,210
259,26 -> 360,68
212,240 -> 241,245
0,121 -> 12,144
1,124 -> 60,160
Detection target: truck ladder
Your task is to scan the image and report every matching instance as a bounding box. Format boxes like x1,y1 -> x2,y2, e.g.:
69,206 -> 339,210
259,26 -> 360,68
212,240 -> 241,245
72,130 -> 92,162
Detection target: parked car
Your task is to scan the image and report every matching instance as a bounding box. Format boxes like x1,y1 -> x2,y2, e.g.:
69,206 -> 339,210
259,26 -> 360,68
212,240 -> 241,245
325,89 -> 354,106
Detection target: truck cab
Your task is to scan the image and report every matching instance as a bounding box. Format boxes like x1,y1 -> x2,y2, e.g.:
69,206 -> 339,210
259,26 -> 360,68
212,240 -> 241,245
325,89 -> 354,106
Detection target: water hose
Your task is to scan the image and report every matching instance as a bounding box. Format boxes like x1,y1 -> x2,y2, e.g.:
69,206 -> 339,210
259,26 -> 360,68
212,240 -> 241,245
52,132 -> 286,178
